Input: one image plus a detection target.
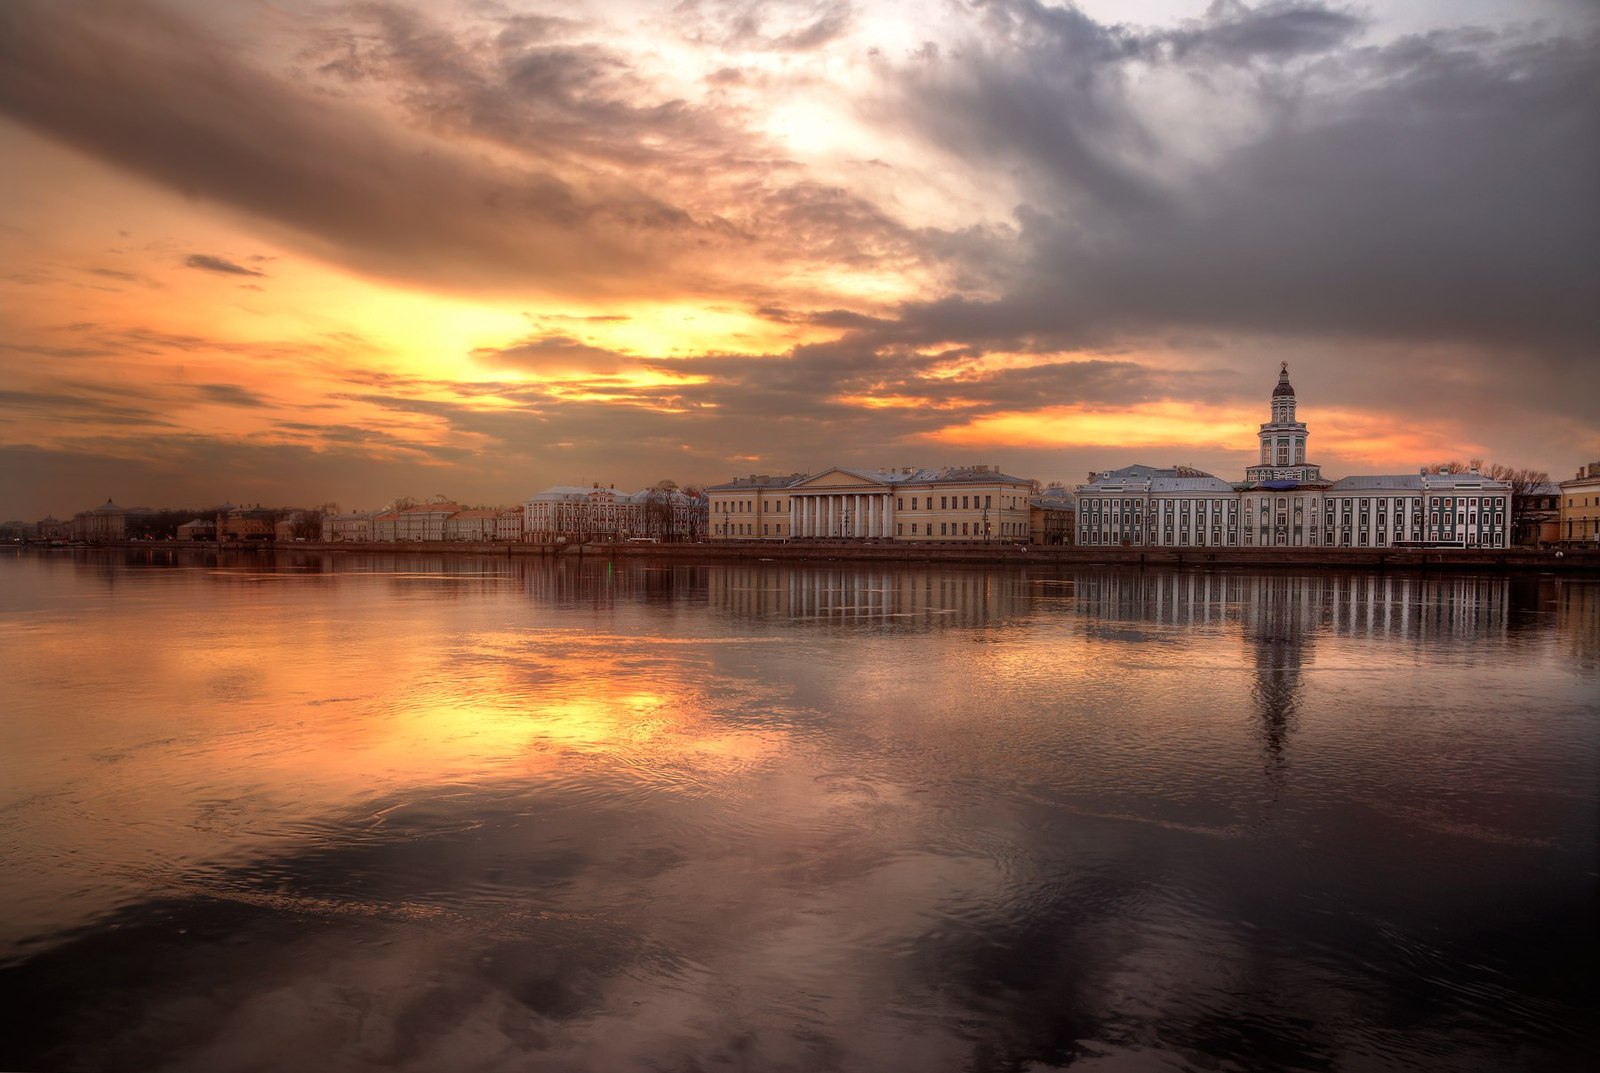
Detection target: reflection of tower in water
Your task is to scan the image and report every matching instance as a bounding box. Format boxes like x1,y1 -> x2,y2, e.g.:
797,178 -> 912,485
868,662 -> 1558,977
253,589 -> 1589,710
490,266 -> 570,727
1241,575 -> 1320,794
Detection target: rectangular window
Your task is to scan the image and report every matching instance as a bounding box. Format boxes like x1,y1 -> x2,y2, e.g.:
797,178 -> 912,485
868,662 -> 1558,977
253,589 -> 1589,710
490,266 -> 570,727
897,498 -> 903,510
941,497 -> 948,510
985,496 -> 992,508
940,523 -> 947,535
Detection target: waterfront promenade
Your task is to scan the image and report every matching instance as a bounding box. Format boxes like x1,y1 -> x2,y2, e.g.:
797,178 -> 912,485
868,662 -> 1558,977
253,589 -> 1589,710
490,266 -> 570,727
41,539 -> 1600,574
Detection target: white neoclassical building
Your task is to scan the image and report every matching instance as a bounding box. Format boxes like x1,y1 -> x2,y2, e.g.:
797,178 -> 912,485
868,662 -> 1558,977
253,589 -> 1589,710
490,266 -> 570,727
708,466 -> 1033,542
1077,364 -> 1511,550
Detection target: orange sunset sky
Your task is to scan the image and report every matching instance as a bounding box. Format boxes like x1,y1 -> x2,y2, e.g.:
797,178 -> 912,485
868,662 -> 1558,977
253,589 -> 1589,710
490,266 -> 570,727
2,0 -> 1596,519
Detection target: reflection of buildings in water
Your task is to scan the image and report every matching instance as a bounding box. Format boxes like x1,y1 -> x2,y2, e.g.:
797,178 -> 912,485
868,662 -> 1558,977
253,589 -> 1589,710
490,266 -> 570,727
1072,571 -> 1515,790
1071,570 -> 1510,645
705,564 -> 1033,628
513,558 -> 711,609
1554,580 -> 1600,668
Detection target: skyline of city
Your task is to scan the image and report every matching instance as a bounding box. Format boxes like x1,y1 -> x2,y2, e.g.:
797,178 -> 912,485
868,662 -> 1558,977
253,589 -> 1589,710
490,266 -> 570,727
3,0 -> 1596,519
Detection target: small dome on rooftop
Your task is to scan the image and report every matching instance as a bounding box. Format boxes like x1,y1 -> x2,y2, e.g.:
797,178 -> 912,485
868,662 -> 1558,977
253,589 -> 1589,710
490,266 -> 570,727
1272,361 -> 1295,397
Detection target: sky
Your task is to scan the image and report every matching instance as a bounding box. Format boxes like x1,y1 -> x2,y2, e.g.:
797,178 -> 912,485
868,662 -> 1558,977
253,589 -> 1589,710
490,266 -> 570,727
1,0 -> 1596,519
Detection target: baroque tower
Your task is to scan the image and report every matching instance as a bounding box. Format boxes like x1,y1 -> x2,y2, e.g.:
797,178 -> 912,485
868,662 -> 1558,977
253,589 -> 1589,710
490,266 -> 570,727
1245,363 -> 1323,485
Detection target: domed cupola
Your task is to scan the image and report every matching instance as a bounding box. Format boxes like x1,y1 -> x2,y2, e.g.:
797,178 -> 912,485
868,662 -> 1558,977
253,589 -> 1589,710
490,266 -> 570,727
1272,362 -> 1295,398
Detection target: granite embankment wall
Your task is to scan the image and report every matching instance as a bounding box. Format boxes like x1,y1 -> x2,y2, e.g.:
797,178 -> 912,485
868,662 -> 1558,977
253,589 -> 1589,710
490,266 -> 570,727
81,540 -> 1600,574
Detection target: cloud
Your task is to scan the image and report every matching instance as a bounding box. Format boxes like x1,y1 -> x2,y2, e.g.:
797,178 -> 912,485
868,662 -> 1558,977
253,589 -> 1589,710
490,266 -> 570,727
1160,1 -> 1366,62
0,387 -> 174,428
475,336 -> 632,375
674,0 -> 857,52
874,1 -> 1600,411
195,383 -> 270,408
184,254 -> 266,278
0,1 -> 685,298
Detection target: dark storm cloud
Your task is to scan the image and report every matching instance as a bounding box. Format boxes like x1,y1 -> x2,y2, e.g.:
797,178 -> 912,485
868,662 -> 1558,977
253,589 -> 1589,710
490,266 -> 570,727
184,254 -> 266,278
1159,1 -> 1365,62
877,0 -> 1600,416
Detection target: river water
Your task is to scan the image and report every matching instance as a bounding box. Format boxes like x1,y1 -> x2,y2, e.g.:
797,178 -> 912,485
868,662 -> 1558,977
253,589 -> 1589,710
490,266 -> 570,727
1,549 -> 1595,1072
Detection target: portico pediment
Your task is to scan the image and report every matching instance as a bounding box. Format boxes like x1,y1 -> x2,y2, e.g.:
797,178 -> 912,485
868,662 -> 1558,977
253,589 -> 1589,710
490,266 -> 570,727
790,468 -> 889,491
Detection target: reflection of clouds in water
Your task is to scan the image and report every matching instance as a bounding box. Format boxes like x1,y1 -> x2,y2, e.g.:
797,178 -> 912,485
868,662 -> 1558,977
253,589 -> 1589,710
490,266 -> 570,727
4,556 -> 1596,1071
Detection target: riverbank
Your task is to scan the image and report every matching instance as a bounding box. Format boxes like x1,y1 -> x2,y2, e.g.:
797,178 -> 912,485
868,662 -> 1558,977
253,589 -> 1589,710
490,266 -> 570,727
29,539 -> 1600,574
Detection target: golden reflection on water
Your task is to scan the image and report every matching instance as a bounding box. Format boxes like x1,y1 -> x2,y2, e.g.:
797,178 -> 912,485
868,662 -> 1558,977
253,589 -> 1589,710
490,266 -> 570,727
2,553 -> 1596,957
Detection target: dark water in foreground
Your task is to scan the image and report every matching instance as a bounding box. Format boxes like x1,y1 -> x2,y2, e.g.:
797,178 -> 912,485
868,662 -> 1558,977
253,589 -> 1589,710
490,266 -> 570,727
1,550 -> 1596,1072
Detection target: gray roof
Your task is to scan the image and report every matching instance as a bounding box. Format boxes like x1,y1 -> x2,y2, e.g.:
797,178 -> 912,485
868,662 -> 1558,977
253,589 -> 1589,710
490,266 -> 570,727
705,473 -> 808,491
1149,476 -> 1237,493
717,466 -> 1033,491
1327,474 -> 1427,491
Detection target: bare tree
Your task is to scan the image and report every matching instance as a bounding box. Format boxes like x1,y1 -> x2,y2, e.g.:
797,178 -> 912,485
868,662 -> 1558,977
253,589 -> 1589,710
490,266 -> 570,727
643,480 -> 677,539
1482,464 -> 1553,543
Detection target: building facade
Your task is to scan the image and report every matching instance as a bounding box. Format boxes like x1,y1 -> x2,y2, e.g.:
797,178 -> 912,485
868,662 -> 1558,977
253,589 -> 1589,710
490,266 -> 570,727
1077,365 -> 1511,550
1559,462 -> 1600,546
708,466 -> 1033,542
706,474 -> 804,540
523,485 -> 706,543
495,507 -> 525,542
71,499 -> 155,542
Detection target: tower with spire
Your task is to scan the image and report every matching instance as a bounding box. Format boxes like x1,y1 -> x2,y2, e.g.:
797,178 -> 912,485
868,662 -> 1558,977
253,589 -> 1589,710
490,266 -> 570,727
1245,363 -> 1324,485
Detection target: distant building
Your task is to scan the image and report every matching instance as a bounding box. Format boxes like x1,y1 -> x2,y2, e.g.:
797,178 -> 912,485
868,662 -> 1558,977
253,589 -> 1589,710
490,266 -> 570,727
1030,485 -> 1075,545
1513,482 -> 1561,547
1076,365 -> 1511,549
395,499 -> 460,541
71,499 -> 155,542
523,486 -> 630,543
322,511 -> 375,542
26,516 -> 69,541
445,508 -> 500,542
218,505 -> 275,543
495,507 -> 525,542
708,466 -> 1033,542
176,518 -> 215,541
370,509 -> 402,542
523,485 -> 704,543
1558,462 -> 1600,547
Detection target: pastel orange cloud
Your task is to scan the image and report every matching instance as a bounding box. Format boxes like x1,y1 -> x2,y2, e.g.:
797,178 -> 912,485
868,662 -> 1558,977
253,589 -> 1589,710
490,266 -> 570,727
927,401 -> 1260,451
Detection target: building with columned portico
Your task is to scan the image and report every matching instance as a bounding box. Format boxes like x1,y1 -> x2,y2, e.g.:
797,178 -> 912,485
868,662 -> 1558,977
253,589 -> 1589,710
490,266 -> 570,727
707,466 -> 1032,542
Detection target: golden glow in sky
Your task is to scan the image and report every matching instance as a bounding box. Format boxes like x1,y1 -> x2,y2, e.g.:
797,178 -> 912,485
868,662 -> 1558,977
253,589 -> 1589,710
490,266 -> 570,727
0,0 -> 1594,517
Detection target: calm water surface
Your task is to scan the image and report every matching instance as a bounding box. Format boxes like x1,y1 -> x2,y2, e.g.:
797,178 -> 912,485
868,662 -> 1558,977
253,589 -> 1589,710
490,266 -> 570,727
1,549 -> 1596,1072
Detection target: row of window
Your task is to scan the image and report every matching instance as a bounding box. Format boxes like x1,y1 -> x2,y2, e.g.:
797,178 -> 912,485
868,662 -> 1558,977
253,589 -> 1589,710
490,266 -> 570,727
1080,529 -> 1508,548
716,494 -> 1019,514
714,520 -> 1028,538
715,499 -> 789,513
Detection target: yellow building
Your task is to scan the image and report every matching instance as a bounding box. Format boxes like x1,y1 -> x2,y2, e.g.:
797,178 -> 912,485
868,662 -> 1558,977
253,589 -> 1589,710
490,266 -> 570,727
1558,462 -> 1600,547
708,466 -> 1034,543
706,474 -> 806,540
